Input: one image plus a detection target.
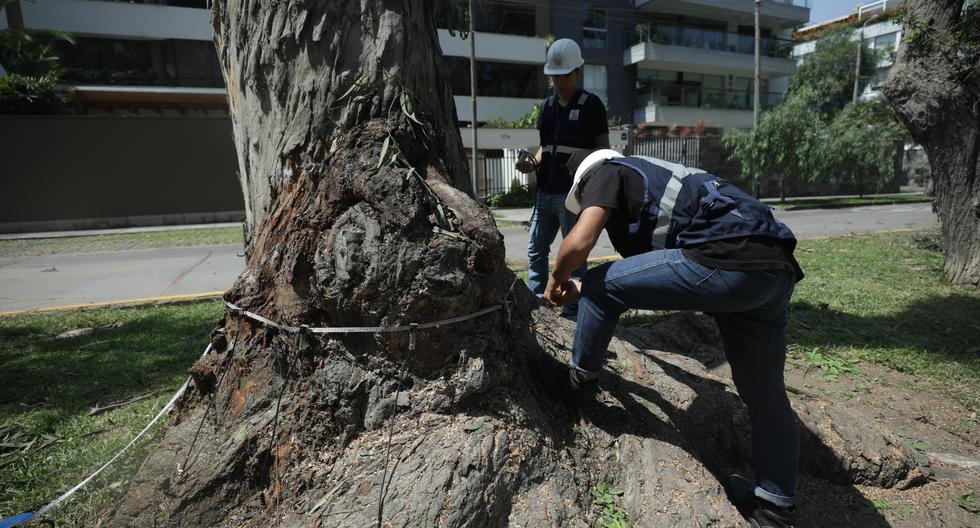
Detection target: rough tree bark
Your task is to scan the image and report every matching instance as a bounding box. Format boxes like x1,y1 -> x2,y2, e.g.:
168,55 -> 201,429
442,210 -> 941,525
100,2 -> 930,526
884,0 -> 980,288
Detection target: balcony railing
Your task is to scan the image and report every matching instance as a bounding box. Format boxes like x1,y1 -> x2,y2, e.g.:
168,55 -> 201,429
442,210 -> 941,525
638,84 -> 783,111
771,0 -> 811,7
627,24 -> 794,59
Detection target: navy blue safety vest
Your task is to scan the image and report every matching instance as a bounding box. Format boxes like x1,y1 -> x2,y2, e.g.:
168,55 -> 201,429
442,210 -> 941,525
604,156 -> 796,257
537,89 -> 600,194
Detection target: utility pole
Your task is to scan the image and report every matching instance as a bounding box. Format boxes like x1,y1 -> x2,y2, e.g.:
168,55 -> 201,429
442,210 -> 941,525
753,0 -> 761,197
468,0 -> 479,198
853,14 -> 880,102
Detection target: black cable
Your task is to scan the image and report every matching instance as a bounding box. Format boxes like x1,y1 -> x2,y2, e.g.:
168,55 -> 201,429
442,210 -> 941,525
270,324 -> 304,527
178,308 -> 241,477
376,323 -> 418,528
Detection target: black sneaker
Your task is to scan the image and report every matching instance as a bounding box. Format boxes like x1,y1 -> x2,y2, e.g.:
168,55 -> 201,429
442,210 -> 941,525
568,368 -> 599,390
724,474 -> 797,528
527,351 -> 597,406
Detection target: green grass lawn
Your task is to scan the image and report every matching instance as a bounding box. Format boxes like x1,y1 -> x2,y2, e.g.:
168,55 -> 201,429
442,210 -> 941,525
1,230 -> 977,525
0,300 -> 225,525
0,226 -> 244,258
768,193 -> 932,211
787,231 -> 980,407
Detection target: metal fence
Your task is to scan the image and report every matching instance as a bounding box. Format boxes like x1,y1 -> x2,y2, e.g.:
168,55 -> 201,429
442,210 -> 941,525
627,136 -> 703,167
476,138 -> 712,199
482,149 -> 530,197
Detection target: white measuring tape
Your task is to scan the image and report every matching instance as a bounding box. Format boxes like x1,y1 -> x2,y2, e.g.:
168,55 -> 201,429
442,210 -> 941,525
224,301 -> 503,334
31,344 -> 213,518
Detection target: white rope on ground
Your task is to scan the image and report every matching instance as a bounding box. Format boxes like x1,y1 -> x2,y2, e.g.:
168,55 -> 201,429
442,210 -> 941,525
225,301 -> 503,334
4,295 -> 516,527
34,343 -> 213,517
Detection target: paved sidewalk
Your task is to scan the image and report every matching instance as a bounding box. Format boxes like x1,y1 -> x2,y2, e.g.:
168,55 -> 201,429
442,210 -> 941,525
0,203 -> 938,314
0,222 -> 243,241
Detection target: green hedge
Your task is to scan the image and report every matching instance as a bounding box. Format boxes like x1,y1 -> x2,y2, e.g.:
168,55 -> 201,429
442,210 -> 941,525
0,73 -> 66,114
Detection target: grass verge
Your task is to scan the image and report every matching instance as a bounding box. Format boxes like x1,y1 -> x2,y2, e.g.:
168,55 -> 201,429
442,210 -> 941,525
0,226 -> 244,258
787,230 -> 979,407
620,229 -> 978,408
0,300 -> 224,526
767,193 -> 931,211
1,230 -> 977,524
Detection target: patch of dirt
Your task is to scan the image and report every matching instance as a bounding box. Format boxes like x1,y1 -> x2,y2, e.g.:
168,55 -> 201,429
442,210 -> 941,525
624,311 -> 980,528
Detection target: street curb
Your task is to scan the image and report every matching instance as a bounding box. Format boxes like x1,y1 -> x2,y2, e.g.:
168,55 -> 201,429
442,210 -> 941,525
772,199 -> 933,211
0,291 -> 226,318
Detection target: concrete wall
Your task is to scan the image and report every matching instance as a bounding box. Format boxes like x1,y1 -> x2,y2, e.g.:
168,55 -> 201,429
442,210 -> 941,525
0,115 -> 244,233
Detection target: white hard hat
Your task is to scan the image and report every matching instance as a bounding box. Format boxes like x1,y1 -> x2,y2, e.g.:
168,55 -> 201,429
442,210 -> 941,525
566,149 -> 625,214
544,38 -> 585,75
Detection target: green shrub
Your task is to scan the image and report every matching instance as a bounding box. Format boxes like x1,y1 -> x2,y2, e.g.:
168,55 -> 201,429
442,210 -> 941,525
0,73 -> 66,114
486,178 -> 534,207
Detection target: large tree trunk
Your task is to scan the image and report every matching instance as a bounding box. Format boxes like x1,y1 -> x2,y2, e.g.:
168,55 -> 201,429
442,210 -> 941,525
100,2 -> 930,527
883,0 -> 980,288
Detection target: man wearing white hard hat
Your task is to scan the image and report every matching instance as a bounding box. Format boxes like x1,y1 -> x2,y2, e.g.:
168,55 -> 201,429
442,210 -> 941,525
545,151 -> 804,528
515,38 -> 609,319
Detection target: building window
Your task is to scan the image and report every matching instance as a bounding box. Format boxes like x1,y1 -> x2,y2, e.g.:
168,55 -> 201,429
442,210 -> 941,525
444,57 -> 542,98
437,0 -> 536,37
583,64 -> 607,105
583,3 -> 607,49
56,37 -> 223,87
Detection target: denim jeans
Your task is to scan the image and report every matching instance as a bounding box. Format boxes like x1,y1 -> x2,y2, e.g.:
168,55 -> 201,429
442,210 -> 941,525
527,191 -> 588,315
572,248 -> 799,506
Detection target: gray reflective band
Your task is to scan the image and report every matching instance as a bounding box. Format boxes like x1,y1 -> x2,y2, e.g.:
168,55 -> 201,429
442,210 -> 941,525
652,173 -> 684,248
578,93 -> 589,105
632,156 -> 706,249
542,144 -> 592,155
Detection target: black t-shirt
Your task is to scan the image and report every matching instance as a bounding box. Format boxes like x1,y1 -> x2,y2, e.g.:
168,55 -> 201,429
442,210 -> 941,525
537,90 -> 608,194
578,164 -> 804,280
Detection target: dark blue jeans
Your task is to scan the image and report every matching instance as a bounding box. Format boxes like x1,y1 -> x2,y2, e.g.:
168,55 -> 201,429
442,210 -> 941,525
527,191 -> 588,315
572,248 -> 799,506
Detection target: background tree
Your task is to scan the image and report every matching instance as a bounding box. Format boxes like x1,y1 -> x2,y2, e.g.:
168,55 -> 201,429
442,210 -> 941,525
790,25 -> 879,113
723,88 -> 823,201
725,21 -> 905,199
820,99 -> 909,197
99,2 -> 929,526
884,0 -> 980,288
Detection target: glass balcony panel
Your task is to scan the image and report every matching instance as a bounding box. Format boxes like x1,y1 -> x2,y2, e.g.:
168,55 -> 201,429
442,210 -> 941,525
628,24 -> 793,58
637,84 -> 783,111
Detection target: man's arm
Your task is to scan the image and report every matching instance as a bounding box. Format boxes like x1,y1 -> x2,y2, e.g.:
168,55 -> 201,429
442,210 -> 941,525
544,206 -> 611,306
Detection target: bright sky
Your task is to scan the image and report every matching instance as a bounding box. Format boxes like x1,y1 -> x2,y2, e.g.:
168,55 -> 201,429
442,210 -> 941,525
809,0 -> 864,23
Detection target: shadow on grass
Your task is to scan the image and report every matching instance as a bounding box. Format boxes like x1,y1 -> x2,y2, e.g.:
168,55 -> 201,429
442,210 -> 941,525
0,303 -> 222,416
789,292 -> 980,372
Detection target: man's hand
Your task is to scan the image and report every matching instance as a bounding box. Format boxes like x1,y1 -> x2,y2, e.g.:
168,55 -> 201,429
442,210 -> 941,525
544,277 -> 581,307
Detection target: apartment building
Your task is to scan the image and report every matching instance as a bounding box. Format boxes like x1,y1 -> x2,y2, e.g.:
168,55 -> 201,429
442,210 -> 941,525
4,0 -> 814,129
623,0 -> 808,133
2,0 -> 816,228
793,0 -> 904,101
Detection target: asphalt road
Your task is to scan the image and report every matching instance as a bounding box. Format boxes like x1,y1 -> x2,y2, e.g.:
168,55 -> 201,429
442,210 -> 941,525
0,203 -> 938,313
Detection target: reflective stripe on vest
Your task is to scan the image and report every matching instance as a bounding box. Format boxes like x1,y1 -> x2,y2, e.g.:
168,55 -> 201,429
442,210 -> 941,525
541,145 -> 593,155
632,156 -> 706,249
